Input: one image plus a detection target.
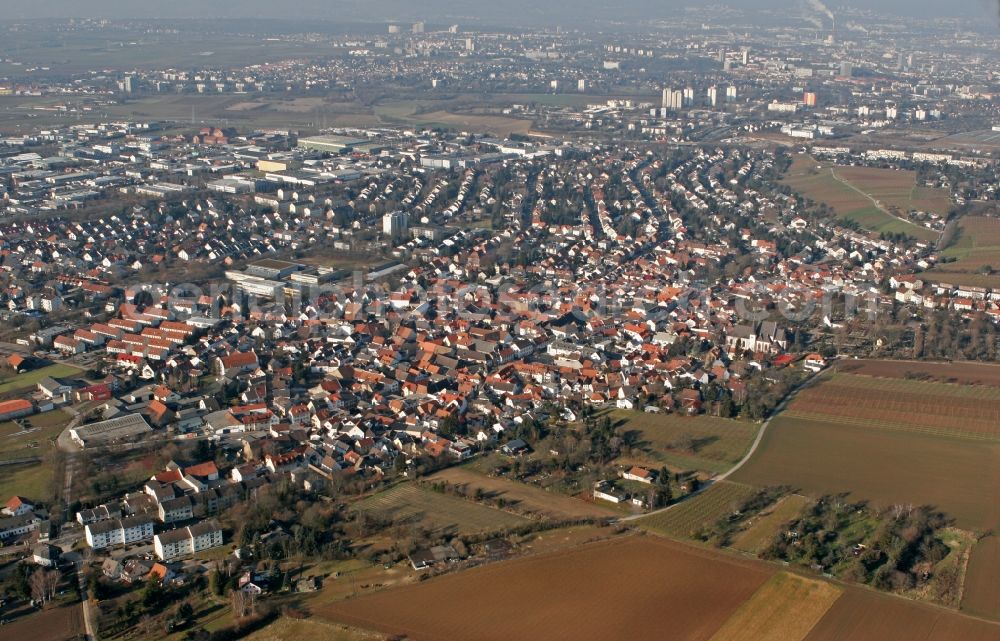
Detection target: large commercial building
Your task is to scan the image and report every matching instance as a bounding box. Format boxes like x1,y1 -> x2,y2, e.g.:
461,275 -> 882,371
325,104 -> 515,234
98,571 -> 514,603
296,135 -> 369,154
70,414 -> 153,448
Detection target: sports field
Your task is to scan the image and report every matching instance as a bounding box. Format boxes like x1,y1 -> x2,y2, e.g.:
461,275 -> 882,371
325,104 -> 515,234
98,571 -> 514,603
350,482 -> 530,535
781,154 -> 942,241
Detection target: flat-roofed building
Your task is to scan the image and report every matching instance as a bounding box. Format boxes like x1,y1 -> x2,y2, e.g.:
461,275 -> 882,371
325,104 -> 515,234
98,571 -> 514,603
70,413 -> 153,448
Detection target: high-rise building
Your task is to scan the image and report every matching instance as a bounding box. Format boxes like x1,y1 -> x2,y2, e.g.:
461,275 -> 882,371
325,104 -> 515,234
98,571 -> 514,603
886,105 -> 898,119
670,90 -> 683,110
578,79 -> 586,92
388,24 -> 400,34
412,21 -> 425,34
741,48 -> 749,65
803,91 -> 818,107
840,61 -> 853,78
383,211 -> 409,237
683,87 -> 694,107
661,88 -> 670,109
726,85 -> 737,102
550,80 -> 559,91
448,24 -> 459,33
122,76 -> 133,94
707,86 -> 718,107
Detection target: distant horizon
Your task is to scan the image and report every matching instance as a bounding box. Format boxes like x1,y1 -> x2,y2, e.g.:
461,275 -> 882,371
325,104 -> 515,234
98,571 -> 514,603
2,0 -> 997,24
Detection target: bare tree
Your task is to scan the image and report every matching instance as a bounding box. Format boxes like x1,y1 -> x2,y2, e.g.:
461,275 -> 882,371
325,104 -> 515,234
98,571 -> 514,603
29,569 -> 46,604
43,570 -> 60,602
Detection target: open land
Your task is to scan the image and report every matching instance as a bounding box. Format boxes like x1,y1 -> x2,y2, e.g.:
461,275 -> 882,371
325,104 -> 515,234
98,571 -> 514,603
707,572 -> 843,641
781,154 -> 943,242
781,372 -> 1000,441
802,588 -> 1000,641
611,409 -> 760,475
0,363 -> 82,396
731,494 -> 814,555
730,367 -> 1000,619
962,536 -> 1000,619
0,604 -> 84,641
923,215 -> 1000,287
637,481 -> 760,539
836,358 -> 1000,386
427,467 -> 617,520
349,482 -> 531,535
320,536 -> 773,641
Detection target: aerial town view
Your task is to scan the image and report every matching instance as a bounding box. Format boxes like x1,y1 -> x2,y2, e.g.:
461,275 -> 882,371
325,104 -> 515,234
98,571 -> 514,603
0,0 -> 998,639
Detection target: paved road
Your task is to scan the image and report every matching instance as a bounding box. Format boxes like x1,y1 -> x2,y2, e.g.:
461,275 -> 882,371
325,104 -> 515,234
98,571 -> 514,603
618,364 -> 830,523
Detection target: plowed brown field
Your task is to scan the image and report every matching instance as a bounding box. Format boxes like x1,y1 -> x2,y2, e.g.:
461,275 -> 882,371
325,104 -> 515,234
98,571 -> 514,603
320,536 -> 772,641
803,589 -> 1000,641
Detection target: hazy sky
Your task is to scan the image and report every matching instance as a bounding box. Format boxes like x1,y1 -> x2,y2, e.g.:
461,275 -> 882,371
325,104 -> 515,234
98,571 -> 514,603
3,0 -> 998,23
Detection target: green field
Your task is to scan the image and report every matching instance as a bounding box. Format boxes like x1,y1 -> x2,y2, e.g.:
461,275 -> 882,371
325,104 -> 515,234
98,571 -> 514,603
611,410 -> 760,475
0,408 -> 71,462
924,215 -> 1000,288
0,363 -> 82,396
781,154 -> 942,242
637,481 -> 759,539
351,482 -> 530,535
0,461 -> 56,503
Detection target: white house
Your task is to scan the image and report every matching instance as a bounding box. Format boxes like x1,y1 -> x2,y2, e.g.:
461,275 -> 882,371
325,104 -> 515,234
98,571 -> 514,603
85,516 -> 155,550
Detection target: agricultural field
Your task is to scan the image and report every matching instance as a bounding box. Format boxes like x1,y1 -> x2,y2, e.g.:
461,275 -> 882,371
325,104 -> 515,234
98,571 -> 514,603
427,467 -> 617,520
802,588 -> 1000,641
836,358 -> 1000,387
962,536 -> 1000,619
611,410 -> 760,475
730,366 -> 1000,619
707,572 -> 843,641
319,536 -> 773,641
637,481 -> 759,539
923,215 -> 1000,287
349,482 -> 530,535
731,415 -> 1000,533
0,603 -> 84,641
731,494 -> 813,555
0,363 -> 82,396
243,617 -> 378,641
781,372 -> 1000,441
781,154 -> 941,242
